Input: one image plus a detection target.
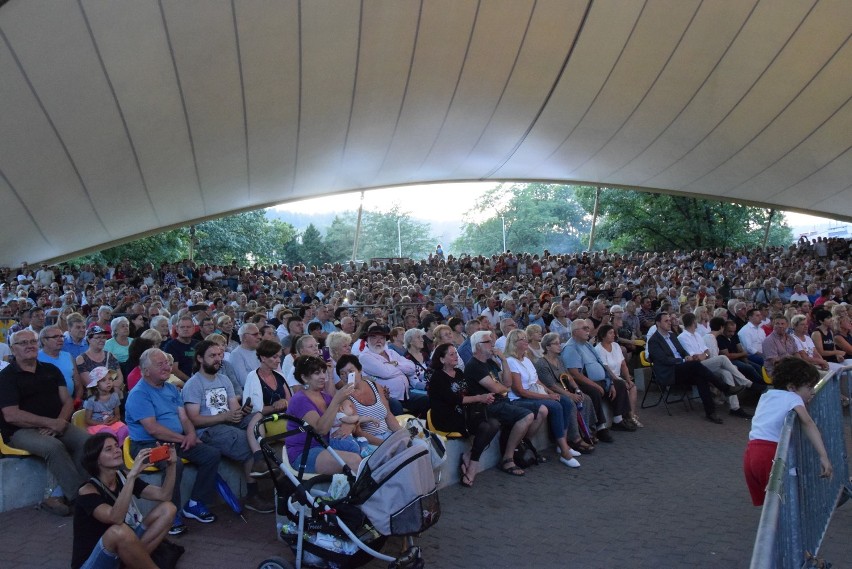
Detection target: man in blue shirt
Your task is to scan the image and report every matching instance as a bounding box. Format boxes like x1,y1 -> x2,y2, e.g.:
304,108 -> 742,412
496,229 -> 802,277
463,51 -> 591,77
126,348 -> 221,536
61,312 -> 88,360
561,319 -> 635,443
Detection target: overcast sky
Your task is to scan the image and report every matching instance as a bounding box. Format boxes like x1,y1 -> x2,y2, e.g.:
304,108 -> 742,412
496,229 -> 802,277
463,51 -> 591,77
271,182 -> 836,231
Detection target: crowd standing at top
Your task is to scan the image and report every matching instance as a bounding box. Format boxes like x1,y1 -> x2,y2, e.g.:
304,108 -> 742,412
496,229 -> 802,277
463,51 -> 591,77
0,235 -> 851,566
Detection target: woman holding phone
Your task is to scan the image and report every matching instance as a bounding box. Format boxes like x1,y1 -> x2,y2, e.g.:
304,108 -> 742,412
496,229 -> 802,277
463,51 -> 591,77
72,433 -> 179,569
335,354 -> 401,446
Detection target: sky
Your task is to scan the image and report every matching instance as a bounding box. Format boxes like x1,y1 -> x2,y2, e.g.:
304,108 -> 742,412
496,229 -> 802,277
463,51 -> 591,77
271,182 -> 840,233
272,182 -> 495,222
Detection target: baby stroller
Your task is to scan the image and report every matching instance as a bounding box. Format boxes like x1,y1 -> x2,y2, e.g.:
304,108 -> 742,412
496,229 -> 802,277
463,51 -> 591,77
254,413 -> 445,569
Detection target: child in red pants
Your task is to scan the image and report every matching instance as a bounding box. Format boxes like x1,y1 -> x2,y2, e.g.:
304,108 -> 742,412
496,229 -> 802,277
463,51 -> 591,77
744,357 -> 832,506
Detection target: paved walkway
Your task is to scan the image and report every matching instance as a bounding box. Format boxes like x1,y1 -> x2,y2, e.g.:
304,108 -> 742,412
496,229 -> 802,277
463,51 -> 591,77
2,401 -> 850,569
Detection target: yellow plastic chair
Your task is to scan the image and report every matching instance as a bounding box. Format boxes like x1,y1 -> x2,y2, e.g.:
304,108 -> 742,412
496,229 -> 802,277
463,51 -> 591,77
639,350 -> 651,367
426,409 -> 464,440
762,366 -> 773,385
71,409 -> 87,429
0,433 -> 31,457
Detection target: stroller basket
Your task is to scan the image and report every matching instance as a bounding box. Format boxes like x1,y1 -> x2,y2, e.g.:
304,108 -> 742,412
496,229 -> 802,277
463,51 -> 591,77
254,413 -> 441,569
349,428 -> 442,536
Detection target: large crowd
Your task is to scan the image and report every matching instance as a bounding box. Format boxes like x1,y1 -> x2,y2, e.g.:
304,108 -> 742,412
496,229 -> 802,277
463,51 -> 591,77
1,234 -> 851,568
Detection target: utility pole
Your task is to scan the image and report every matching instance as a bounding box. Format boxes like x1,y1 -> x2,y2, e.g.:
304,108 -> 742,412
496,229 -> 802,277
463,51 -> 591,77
189,225 -> 196,262
397,217 -> 402,257
762,209 -> 775,250
588,186 -> 601,251
501,216 -> 506,252
352,191 -> 365,261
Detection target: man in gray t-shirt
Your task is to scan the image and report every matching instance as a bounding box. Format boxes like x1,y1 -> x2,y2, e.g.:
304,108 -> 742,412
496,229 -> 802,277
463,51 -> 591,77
182,341 -> 272,513
228,323 -> 261,387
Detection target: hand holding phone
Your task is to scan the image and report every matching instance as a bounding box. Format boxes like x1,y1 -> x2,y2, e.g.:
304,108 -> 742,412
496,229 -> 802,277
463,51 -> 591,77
347,372 -> 356,385
241,397 -> 253,414
149,445 -> 169,463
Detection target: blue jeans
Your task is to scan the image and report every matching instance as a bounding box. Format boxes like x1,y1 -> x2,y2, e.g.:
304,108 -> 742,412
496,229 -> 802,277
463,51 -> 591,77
517,396 -> 578,441
131,440 -> 221,510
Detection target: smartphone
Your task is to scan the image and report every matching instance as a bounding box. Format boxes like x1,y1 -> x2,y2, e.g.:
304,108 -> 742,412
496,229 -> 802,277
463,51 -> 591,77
241,397 -> 253,414
149,445 -> 169,463
321,346 -> 331,362
347,372 -> 356,385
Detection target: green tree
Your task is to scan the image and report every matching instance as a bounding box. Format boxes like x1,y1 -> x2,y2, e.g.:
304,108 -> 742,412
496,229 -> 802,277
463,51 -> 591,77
573,188 -> 792,251
358,205 -> 434,260
299,223 -> 329,267
452,183 -> 592,255
67,209 -> 298,267
71,229 -> 189,267
324,214 -> 357,263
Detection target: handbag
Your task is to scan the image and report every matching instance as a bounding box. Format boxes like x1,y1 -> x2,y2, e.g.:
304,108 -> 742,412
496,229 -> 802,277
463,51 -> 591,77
463,402 -> 489,432
513,438 -> 541,468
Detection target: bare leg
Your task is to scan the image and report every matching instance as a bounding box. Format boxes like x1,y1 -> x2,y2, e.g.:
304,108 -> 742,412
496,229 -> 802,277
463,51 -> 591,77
100,523 -> 158,569
503,414 -> 533,463
139,502 -> 176,553
316,449 -> 361,474
527,405 -> 548,436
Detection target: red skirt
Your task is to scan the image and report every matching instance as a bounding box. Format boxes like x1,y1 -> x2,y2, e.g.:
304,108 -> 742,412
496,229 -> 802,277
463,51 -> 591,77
743,439 -> 778,506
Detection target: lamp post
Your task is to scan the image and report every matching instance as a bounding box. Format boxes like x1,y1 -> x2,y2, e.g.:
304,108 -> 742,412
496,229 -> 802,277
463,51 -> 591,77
397,218 -> 402,257
501,216 -> 506,252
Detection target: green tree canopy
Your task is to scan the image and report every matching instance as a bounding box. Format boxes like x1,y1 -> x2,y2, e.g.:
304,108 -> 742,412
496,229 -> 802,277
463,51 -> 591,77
321,206 -> 434,263
452,183 -> 592,256
573,188 -> 792,252
68,211 -> 298,267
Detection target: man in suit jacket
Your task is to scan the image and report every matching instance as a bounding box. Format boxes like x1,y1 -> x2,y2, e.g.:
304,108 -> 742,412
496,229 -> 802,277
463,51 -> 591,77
648,312 -> 744,424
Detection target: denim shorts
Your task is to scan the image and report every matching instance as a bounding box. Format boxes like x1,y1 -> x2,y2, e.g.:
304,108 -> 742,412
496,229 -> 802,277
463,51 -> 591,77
294,446 -> 324,472
79,524 -> 145,569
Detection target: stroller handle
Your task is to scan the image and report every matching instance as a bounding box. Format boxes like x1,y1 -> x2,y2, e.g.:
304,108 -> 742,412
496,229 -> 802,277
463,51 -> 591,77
253,412 -> 306,440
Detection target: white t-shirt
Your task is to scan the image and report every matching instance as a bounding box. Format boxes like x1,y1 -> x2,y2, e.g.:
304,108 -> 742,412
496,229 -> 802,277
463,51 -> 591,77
506,356 -> 540,401
749,390 -> 804,442
594,342 -> 624,378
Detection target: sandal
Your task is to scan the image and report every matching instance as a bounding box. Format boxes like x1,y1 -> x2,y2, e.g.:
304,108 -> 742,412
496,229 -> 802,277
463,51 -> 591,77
459,462 -> 473,488
499,459 -> 525,477
572,440 -> 595,454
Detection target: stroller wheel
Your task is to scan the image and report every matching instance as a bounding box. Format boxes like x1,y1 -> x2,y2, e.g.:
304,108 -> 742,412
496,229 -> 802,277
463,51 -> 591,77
257,556 -> 294,569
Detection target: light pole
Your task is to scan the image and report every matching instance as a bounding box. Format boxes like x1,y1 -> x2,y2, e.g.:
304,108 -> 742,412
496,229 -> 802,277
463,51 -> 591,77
397,218 -> 402,257
501,216 -> 506,252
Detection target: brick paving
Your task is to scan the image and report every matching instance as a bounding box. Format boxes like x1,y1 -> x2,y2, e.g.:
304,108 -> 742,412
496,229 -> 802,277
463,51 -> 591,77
2,401 -> 850,569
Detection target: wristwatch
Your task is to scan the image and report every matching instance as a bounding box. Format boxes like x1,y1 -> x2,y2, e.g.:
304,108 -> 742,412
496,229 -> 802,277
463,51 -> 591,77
574,388 -> 582,394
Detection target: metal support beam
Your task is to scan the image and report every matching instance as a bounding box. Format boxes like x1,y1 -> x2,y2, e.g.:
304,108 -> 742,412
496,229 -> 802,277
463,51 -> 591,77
588,186 -> 601,251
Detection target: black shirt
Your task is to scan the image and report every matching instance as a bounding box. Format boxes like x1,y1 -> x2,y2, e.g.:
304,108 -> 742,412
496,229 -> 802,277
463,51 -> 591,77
0,361 -> 65,440
163,338 -> 199,378
717,334 -> 742,355
71,475 -> 148,569
463,358 -> 501,397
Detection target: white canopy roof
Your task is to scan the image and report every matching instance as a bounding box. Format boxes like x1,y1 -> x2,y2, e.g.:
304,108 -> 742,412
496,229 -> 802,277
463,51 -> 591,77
1,0 -> 850,266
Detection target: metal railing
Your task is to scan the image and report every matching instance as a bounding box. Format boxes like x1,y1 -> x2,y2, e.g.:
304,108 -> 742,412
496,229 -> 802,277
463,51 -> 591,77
750,367 -> 852,568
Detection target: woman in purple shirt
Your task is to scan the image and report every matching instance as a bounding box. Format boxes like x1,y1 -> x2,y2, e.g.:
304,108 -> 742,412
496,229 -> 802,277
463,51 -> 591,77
285,356 -> 361,474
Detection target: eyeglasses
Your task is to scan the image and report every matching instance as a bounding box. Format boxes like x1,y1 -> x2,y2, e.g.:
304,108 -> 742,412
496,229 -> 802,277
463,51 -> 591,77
13,340 -> 38,346
479,340 -> 492,344
43,335 -> 63,340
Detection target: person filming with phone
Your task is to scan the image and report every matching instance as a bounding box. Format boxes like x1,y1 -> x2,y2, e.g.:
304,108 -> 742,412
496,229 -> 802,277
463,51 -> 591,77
71,433 -> 180,569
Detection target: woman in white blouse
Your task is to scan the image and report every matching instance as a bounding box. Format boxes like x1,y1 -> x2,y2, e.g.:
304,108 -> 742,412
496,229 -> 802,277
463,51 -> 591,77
594,325 -> 641,427
504,329 -> 582,468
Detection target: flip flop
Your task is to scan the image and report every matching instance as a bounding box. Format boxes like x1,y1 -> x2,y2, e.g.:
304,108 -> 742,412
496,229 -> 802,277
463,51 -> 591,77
459,462 -> 473,488
499,458 -> 525,477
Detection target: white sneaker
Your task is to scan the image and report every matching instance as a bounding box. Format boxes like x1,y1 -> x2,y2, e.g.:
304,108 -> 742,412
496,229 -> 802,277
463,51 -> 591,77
559,456 -> 581,468
556,448 -> 582,458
